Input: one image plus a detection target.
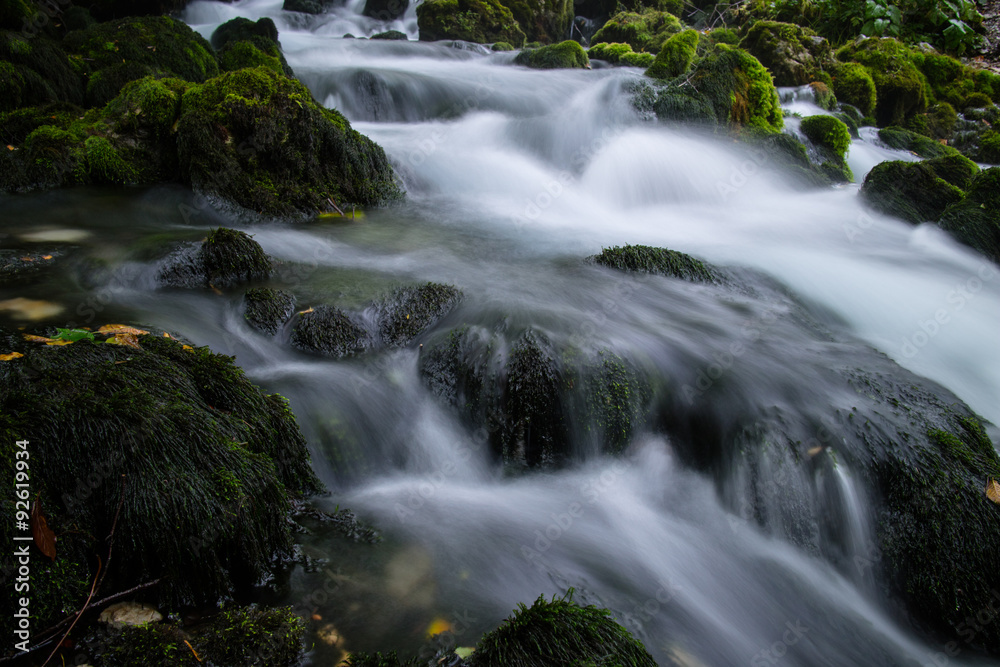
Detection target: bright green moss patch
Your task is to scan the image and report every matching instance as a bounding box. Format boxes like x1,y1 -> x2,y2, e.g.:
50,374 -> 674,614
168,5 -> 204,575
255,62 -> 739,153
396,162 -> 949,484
646,28 -> 698,80
588,42 -> 654,67
829,61 -> 877,119
800,115 -> 851,157
877,126 -> 957,159
742,20 -> 833,87
85,135 -> 139,184
416,0 -> 526,46
923,153 -> 979,190
688,45 -> 783,133
590,8 -> 681,54
514,40 -> 589,69
836,38 -> 928,127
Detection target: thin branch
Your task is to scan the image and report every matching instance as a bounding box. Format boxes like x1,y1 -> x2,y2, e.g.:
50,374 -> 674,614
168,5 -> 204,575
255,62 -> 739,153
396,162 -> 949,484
39,557 -> 101,667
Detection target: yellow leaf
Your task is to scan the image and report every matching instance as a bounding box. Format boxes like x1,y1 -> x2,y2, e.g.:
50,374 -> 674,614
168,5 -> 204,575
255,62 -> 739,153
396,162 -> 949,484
98,324 -> 149,336
0,352 -> 24,361
298,307 -> 314,315
44,339 -> 73,346
41,255 -> 53,260
182,345 -> 194,351
426,617 -> 452,637
108,333 -> 142,349
22,334 -> 54,343
987,479 -> 1000,505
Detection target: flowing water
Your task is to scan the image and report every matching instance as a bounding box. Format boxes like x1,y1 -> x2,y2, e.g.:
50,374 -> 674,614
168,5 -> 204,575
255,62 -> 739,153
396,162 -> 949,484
3,0 -> 1000,664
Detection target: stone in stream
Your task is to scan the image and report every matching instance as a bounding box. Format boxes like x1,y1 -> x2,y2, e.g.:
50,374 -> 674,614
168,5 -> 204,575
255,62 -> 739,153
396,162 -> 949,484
243,288 -> 296,336
291,304 -> 372,358
158,227 -> 273,289
860,161 -> 964,224
937,167 -> 1000,264
799,114 -> 853,183
416,0 -> 527,47
363,0 -> 409,21
741,21 -> 835,88
514,41 -> 590,69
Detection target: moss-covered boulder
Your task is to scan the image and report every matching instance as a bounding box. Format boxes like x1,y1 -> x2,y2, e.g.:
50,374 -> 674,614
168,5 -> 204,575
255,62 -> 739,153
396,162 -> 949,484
244,288 -> 296,336
371,29 -> 408,40
0,331 -> 322,622
291,305 -> 371,358
877,126 -> 956,159
938,167 -> 1000,263
799,114 -> 853,182
473,592 -> 657,666
363,0 -> 409,21
923,153 -> 979,190
586,42 -> 654,67
646,28 -> 697,80
836,37 -> 929,127
0,32 -> 85,111
513,40 -> 589,69
176,67 -> 400,217
907,101 -> 958,141
283,0 -> 331,13
829,61 -> 876,119
416,0 -> 526,47
158,228 -> 273,288
860,161 -> 964,224
742,20 -> 834,87
688,44 -> 783,133
211,17 -> 293,76
376,282 -> 462,347
590,8 -> 681,54
590,244 -> 718,282
63,16 -> 219,106
495,0 -> 573,45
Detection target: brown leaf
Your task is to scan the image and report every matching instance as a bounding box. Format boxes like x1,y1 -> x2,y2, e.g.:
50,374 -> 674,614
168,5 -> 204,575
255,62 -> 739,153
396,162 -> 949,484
0,352 -> 23,361
98,324 -> 149,336
987,479 -> 1000,505
298,307 -> 315,315
22,334 -> 54,343
107,333 -> 142,349
31,498 -> 56,561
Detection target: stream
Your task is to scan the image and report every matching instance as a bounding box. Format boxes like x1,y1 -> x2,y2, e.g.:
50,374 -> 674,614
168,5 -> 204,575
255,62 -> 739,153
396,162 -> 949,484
2,0 -> 1000,664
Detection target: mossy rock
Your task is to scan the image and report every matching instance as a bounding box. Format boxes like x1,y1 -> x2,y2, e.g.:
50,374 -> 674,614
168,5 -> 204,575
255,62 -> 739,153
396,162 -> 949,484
213,18 -> 293,76
76,0 -> 194,21
688,44 -> 783,133
836,38 -> 928,127
923,153 -> 979,190
829,61 -> 876,119
742,20 -> 834,87
513,40 -> 589,69
744,131 -> 836,188
175,67 -> 400,218
646,28 -> 697,80
491,41 -> 514,51
375,282 -> 462,347
0,33 -> 85,110
244,288 -> 296,336
590,8 -> 681,54
587,42 -> 653,67
416,0 -> 526,47
907,101 -> 957,141
590,244 -> 718,282
283,0 -> 331,13
979,129 -> 1000,164
0,0 -> 35,30
860,161 -> 964,224
937,167 -> 1000,263
371,29 -> 408,40
472,591 -> 657,666
63,16 -> 219,105
158,228 -> 273,288
364,0 -> 409,21
0,333 -> 322,619
635,78 -> 718,125
799,114 -> 853,183
495,0 -> 573,44
877,126 -> 957,159
211,16 -> 279,50
290,305 -> 371,358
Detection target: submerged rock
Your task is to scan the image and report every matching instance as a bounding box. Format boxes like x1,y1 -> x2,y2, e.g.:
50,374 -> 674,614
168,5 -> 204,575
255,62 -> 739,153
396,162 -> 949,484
376,282 -> 462,347
158,227 -> 272,288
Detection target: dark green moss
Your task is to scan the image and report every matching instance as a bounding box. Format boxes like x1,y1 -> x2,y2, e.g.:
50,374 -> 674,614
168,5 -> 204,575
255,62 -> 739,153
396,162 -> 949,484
836,38 -> 929,127
496,0 -> 573,44
491,41 -> 514,51
584,352 -> 651,454
416,0 -> 526,47
371,29 -> 408,40
85,135 -> 139,184
101,623 -> 201,667
688,44 -> 783,133
244,288 -> 296,336
742,20 -> 834,87
646,28 -> 697,80
937,167 -> 1000,263
290,304 -> 371,358
877,126 -> 957,159
923,153 -> 979,190
860,161 -> 964,224
591,244 -> 718,283
200,605 -> 305,666
0,33 -> 85,110
472,591 -> 657,667
590,8 -> 681,54
376,282 -> 462,347
907,101 -> 957,141
211,16 -> 280,50
0,334 -> 322,613
513,40 -> 589,69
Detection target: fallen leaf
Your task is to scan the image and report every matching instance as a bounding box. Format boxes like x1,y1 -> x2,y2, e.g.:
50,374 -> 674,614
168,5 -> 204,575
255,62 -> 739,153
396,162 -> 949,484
0,352 -> 24,361
98,324 -> 149,336
209,284 -> 222,296
107,333 -> 141,349
42,255 -> 53,260
7,145 -> 14,150
987,479 -> 1000,505
455,647 -> 475,659
184,640 -> 202,663
298,307 -> 314,315
182,344 -> 193,351
20,257 -> 33,262
31,497 -> 56,561
426,617 -> 452,637
44,339 -> 73,346
0,298 -> 64,321
22,334 -> 55,343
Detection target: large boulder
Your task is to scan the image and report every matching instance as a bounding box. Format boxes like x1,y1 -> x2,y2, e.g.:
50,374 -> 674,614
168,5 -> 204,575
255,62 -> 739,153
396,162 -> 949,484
416,0 -> 526,47
363,0 -> 409,21
799,114 -> 853,182
837,37 -> 929,127
496,0 -> 574,44
860,161 -> 963,224
211,17 -> 293,76
590,8 -> 681,54
938,167 -> 1000,263
742,20 -> 834,87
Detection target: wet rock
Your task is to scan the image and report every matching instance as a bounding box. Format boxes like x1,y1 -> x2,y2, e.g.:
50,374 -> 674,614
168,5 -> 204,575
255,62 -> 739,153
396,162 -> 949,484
363,0 -> 409,21
158,228 -> 272,288
243,288 -> 296,336
98,602 -> 163,628
514,40 -> 589,69
376,282 -> 461,347
371,30 -> 408,40
799,114 -> 853,183
860,161 -> 963,224
290,305 -> 371,358
589,244 -> 719,282
283,0 -> 333,14
742,20 -> 834,87
938,167 -> 1000,263
590,8 -> 681,54
0,249 -> 64,286
417,0 -> 526,47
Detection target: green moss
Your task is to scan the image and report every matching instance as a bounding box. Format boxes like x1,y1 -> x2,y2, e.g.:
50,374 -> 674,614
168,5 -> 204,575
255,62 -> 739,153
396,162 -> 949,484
585,352 -> 651,454
219,40 -> 284,74
472,591 -> 657,666
492,41 -> 514,51
829,61 -> 876,119
101,76 -> 187,138
0,334 -> 322,612
800,115 -> 851,157
202,227 -> 273,286
923,153 -> 978,190
514,40 -> 589,69
877,126 -> 956,159
0,0 -> 35,30
376,282 -> 462,347
962,92 -> 993,110
0,35 -> 84,110
588,42 -> 653,67
980,129 -> 1000,164
937,167 -> 1000,263
646,28 -> 698,80
590,9 -> 681,54
688,44 -> 783,133
416,0 -> 526,47
85,135 -> 139,184
860,160 -> 964,224
101,623 -> 200,667
85,62 -> 166,107
200,605 -> 305,666
244,288 -> 296,336
591,244 -> 718,282
496,0 -> 573,44
742,20 -> 833,87
291,305 -> 371,358
836,38 -> 929,127
211,16 -> 279,50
